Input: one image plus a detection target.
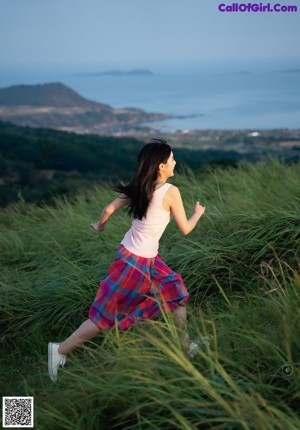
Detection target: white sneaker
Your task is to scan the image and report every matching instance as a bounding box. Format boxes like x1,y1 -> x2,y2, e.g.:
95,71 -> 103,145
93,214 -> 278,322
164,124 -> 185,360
188,335 -> 213,358
48,342 -> 66,382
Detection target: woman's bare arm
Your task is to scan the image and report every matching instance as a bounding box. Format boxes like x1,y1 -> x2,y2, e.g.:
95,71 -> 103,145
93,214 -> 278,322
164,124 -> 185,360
168,186 -> 205,235
91,194 -> 130,232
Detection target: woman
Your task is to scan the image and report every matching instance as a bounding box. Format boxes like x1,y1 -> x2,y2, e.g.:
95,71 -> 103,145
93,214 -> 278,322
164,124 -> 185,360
48,139 -> 205,382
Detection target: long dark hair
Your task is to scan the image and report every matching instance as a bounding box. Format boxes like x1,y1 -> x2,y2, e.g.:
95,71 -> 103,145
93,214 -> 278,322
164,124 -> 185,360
116,139 -> 172,220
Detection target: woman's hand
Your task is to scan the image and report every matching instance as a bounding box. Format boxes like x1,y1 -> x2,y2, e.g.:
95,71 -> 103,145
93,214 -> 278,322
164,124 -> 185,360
90,221 -> 105,232
194,202 -> 206,218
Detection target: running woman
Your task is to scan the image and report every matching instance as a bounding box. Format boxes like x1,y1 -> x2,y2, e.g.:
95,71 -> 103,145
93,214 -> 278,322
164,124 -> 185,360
48,139 -> 205,382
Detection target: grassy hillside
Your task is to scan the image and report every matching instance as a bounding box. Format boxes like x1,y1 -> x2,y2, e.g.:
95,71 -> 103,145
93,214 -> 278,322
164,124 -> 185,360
0,158 -> 299,429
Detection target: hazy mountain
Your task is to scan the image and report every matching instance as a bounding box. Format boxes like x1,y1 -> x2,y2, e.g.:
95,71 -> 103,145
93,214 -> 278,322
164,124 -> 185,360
0,82 -> 107,108
0,82 -> 169,133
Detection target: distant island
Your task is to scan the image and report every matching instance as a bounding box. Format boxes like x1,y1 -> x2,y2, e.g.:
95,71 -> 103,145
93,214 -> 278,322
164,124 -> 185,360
269,68 -> 300,75
0,82 -> 170,133
282,68 -> 300,74
75,69 -> 154,77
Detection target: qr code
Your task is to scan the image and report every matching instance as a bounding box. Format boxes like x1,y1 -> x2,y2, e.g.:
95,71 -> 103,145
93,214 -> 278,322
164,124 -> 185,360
2,397 -> 34,428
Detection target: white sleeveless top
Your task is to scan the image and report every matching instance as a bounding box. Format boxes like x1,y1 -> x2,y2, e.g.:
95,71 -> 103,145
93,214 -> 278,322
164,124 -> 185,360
121,183 -> 172,258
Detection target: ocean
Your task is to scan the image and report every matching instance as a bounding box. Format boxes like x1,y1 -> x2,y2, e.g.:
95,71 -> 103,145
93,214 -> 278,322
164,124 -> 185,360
0,61 -> 300,130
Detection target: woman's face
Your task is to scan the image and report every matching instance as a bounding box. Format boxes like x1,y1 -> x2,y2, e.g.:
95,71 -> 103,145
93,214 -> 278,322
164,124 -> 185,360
164,151 -> 176,177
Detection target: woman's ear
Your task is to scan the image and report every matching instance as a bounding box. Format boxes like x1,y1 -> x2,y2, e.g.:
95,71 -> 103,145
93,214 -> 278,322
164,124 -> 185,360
158,162 -> 165,172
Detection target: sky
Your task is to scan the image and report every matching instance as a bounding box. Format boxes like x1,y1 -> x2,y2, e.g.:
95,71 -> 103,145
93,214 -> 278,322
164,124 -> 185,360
1,0 -> 299,72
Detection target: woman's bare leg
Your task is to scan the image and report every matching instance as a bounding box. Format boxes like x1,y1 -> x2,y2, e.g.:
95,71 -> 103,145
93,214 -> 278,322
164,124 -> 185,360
58,319 -> 101,356
173,304 -> 190,352
57,307 -> 190,356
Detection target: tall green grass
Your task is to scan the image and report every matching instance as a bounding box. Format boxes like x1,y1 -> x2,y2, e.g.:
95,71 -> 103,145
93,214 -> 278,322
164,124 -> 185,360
0,156 -> 299,429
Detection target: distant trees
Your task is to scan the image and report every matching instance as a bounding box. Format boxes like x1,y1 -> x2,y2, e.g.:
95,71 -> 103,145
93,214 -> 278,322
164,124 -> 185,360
0,121 -> 257,207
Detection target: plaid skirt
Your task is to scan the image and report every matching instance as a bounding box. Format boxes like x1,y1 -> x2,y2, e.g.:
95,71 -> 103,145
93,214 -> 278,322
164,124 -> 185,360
89,244 -> 190,331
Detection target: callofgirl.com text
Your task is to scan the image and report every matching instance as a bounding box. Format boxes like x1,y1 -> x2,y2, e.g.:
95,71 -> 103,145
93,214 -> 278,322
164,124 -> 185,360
218,2 -> 298,12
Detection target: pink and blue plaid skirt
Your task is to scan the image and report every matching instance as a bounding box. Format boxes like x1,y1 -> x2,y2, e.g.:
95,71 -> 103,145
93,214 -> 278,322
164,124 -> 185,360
89,244 -> 190,331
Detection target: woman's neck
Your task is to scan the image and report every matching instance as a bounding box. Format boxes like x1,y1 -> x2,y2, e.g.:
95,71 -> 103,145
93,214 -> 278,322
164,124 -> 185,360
154,174 -> 168,185
153,180 -> 167,191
